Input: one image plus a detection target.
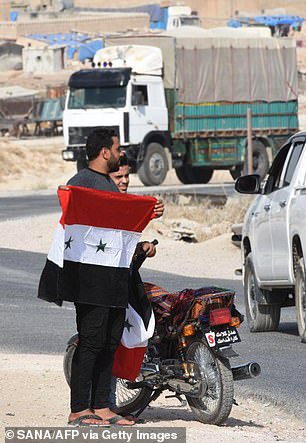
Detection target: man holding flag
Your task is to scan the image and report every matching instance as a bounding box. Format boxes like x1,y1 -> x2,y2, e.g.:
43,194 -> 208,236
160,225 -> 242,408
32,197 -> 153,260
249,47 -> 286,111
38,129 -> 163,427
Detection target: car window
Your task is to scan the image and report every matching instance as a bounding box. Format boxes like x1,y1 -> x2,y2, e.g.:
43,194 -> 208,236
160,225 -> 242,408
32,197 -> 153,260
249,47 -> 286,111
281,142 -> 304,187
132,85 -> 148,106
263,143 -> 291,194
263,140 -> 305,194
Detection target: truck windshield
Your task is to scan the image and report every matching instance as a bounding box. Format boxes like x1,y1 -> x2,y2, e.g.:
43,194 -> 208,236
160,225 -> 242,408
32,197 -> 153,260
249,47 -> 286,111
180,16 -> 201,26
68,87 -> 126,109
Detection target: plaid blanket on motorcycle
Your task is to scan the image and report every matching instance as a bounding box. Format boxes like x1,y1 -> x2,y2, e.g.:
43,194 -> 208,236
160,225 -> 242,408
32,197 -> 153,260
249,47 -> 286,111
144,282 -> 236,326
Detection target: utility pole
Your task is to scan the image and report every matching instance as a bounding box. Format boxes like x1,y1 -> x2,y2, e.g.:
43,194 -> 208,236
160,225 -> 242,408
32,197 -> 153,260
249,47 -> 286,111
247,108 -> 253,174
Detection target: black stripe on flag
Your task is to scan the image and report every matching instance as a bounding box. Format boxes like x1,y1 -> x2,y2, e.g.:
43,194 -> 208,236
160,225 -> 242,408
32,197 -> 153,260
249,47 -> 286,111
62,260 -> 130,307
128,268 -> 152,330
38,259 -> 130,308
38,259 -> 63,307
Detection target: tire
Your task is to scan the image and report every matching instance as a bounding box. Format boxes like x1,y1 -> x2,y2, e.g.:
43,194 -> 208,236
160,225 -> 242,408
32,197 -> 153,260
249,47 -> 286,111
175,165 -> 192,184
244,254 -> 281,332
175,165 -> 213,184
245,141 -> 269,179
63,334 -> 78,386
63,334 -> 153,413
185,340 -> 233,425
295,258 -> 306,343
114,376 -> 153,416
229,165 -> 243,180
138,143 -> 168,186
187,167 -> 213,184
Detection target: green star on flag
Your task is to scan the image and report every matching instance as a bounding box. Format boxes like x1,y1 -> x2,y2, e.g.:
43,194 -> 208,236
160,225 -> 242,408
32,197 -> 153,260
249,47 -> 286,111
65,236 -> 73,249
124,319 -> 133,332
96,239 -> 107,253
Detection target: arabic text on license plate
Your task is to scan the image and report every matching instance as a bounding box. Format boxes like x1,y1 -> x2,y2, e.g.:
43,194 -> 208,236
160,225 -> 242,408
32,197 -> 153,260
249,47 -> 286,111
205,327 -> 241,347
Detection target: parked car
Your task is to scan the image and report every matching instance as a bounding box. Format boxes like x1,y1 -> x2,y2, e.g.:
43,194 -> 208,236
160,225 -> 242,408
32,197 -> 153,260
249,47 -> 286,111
235,131 -> 306,342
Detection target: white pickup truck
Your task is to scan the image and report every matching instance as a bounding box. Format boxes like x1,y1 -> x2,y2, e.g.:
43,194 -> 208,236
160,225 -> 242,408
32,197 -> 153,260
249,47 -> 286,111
235,131 -> 306,342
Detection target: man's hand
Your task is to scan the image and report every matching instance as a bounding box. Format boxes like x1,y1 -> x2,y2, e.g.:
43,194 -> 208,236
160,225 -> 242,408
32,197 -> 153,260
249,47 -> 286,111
134,241 -> 156,260
153,199 -> 164,218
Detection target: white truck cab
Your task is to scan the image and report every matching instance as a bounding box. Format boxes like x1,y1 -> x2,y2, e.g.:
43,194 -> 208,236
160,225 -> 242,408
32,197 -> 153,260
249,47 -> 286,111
166,5 -> 201,29
62,45 -> 170,185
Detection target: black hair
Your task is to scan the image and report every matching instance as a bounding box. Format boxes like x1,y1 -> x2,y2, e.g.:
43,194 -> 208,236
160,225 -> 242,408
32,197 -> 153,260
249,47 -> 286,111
86,128 -> 117,161
118,152 -> 129,167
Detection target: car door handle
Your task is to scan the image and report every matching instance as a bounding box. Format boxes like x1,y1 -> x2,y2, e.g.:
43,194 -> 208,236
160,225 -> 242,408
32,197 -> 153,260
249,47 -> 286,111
264,204 -> 271,211
295,186 -> 306,193
147,120 -> 153,125
279,200 -> 287,208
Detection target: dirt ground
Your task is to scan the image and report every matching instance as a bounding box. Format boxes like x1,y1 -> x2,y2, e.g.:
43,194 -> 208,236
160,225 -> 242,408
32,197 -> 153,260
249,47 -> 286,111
0,136 -> 305,442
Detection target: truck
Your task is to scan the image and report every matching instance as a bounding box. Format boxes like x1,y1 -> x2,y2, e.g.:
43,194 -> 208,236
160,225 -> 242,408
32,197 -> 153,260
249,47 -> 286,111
62,28 -> 299,186
165,5 -> 201,29
235,130 -> 306,342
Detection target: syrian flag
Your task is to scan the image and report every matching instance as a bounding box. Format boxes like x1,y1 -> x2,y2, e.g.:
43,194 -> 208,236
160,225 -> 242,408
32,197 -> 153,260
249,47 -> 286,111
112,267 -> 155,381
38,185 -> 156,380
38,185 -> 156,307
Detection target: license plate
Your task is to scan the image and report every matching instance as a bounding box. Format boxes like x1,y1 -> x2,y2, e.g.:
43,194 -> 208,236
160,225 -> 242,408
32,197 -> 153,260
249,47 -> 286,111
205,326 -> 241,347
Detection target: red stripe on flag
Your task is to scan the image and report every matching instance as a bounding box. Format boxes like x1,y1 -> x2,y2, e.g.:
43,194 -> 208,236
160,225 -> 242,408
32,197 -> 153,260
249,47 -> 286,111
112,342 -> 146,381
58,186 -> 156,232
58,186 -> 71,227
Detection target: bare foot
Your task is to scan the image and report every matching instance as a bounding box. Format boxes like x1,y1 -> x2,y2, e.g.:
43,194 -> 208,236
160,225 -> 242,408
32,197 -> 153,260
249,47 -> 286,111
94,408 -> 136,426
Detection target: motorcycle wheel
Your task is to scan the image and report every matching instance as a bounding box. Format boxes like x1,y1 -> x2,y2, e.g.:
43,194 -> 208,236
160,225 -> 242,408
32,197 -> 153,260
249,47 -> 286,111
63,334 -> 152,415
63,334 -> 78,386
185,340 -> 234,425
115,376 -> 153,416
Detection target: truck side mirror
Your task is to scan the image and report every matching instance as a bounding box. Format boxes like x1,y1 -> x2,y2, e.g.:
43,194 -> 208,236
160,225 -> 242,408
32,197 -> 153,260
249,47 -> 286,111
235,174 -> 261,194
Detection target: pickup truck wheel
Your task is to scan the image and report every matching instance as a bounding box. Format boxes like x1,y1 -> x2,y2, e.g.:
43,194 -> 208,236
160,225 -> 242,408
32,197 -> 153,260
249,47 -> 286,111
138,143 -> 168,186
295,258 -> 306,342
244,254 -> 281,332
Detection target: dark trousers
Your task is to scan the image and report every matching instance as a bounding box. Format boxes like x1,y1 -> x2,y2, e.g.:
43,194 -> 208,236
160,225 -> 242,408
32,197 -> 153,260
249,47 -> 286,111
70,303 -> 125,412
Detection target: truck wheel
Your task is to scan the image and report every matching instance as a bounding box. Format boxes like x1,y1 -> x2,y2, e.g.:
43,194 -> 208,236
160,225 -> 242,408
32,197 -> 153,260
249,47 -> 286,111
77,159 -> 88,171
186,167 -> 214,184
295,258 -> 306,343
244,253 -> 281,332
175,166 -> 192,184
175,165 -> 213,184
229,165 -> 242,180
244,141 -> 269,179
138,143 -> 168,186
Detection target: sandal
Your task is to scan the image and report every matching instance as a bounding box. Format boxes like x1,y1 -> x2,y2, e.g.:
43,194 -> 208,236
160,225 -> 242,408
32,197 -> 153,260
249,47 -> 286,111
110,409 -> 145,424
124,414 -> 145,424
68,414 -> 110,427
106,414 -> 136,426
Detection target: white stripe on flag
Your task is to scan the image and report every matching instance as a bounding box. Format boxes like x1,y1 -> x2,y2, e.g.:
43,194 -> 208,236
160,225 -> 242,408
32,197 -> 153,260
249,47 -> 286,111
47,223 -> 65,267
62,224 -> 141,268
121,304 -> 155,348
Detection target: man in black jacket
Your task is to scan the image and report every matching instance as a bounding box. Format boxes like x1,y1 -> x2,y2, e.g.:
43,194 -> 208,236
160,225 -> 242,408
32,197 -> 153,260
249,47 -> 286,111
67,129 -> 162,427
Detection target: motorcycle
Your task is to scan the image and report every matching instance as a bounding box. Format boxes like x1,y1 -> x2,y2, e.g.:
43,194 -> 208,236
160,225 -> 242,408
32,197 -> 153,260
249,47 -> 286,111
64,277 -> 261,425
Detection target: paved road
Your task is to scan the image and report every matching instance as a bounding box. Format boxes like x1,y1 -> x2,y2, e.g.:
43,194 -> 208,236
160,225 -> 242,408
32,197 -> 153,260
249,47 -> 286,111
0,248 -> 305,422
0,183 -> 235,221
